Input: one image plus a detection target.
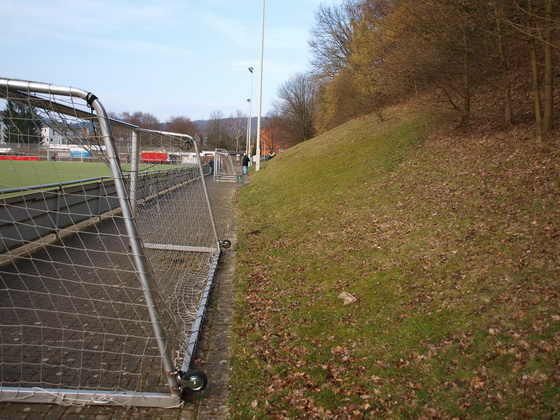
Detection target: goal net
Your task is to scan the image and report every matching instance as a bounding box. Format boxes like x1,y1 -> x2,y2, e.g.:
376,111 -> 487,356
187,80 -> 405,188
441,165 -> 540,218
213,148 -> 240,183
0,78 -> 224,407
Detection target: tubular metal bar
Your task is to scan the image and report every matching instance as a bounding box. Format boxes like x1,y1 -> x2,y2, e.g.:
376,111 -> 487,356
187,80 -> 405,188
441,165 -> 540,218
0,83 -> 138,132
215,175 -> 239,183
130,131 -> 140,216
0,388 -> 181,408
0,78 -> 89,101
143,243 -> 218,254
181,249 -> 221,371
213,154 -> 222,181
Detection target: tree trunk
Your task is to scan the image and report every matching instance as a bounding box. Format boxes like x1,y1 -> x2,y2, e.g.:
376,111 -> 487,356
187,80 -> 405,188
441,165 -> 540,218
530,39 -> 543,140
528,0 -> 543,140
461,32 -> 471,126
541,0 -> 554,136
494,1 -> 513,128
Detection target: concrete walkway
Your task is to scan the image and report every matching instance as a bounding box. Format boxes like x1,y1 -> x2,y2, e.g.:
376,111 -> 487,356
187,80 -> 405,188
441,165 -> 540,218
191,177 -> 239,420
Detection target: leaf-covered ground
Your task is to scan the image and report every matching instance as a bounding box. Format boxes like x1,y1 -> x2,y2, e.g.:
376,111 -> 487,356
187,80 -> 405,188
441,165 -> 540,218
230,110 -> 559,419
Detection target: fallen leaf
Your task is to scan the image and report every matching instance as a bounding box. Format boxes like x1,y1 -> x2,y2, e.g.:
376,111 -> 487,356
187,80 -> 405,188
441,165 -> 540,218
338,292 -> 357,305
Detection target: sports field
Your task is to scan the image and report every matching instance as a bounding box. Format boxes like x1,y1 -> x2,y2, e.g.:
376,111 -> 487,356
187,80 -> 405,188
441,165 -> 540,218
0,160 -> 186,191
0,161 -> 112,190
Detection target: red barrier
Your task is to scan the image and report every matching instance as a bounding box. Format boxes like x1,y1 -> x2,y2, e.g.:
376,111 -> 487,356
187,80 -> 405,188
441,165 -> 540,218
141,152 -> 169,163
0,156 -> 39,161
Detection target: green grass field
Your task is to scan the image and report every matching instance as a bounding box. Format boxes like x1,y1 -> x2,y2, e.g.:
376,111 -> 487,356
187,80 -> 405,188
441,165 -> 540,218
230,108 -> 559,418
0,160 -> 187,193
0,161 -> 112,191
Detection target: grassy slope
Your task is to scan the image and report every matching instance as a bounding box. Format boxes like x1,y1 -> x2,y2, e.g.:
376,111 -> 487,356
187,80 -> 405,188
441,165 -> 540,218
231,108 -> 559,418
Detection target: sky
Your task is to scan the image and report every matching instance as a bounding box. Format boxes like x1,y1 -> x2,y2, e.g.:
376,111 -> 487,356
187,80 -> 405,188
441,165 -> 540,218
1,0 -> 329,122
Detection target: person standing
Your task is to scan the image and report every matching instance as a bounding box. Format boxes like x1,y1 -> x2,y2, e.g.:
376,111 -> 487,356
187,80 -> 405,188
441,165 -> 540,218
242,153 -> 250,175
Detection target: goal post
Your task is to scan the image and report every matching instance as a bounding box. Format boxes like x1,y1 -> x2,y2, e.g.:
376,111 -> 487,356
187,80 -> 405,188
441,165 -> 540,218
213,148 -> 241,183
0,78 -> 225,407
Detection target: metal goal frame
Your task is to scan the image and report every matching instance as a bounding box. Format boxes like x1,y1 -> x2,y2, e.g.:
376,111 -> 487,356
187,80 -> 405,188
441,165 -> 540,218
0,78 -> 224,408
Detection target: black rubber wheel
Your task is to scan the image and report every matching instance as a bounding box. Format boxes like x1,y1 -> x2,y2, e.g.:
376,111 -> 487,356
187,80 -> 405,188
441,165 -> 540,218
179,369 -> 208,392
220,239 -> 232,249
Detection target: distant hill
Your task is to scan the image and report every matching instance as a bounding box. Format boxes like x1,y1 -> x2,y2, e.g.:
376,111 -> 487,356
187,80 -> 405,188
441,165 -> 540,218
193,116 -> 263,135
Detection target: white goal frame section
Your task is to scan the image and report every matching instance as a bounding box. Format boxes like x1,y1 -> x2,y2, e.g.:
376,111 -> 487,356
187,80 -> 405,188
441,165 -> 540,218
213,148 -> 240,183
0,78 -> 223,408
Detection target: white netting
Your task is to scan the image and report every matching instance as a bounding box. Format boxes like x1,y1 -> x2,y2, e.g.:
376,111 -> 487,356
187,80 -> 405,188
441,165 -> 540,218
0,79 -> 220,407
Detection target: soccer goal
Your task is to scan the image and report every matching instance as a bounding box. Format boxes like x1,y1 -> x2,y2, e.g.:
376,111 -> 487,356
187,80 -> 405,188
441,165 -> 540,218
0,78 -> 228,408
213,148 -> 241,183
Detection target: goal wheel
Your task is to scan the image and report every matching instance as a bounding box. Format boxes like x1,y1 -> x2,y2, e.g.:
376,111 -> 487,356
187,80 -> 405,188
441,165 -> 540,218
219,239 -> 232,249
178,369 -> 208,393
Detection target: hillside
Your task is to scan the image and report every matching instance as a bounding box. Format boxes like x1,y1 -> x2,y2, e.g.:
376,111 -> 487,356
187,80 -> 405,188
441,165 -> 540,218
230,107 -> 559,418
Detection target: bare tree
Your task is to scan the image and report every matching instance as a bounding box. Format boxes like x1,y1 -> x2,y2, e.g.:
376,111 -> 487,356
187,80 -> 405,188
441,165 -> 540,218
358,0 -> 496,125
309,0 -> 359,79
515,0 -> 557,138
166,116 -> 197,136
118,111 -> 161,130
286,0 -> 559,136
272,73 -> 319,144
489,0 -> 515,128
541,0 -> 555,136
207,110 -> 230,149
227,110 -> 247,152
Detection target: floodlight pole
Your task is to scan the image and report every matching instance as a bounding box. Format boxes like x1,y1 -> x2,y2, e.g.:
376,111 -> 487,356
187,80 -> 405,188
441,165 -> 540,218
247,67 -> 253,158
246,99 -> 251,156
255,0 -> 265,172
